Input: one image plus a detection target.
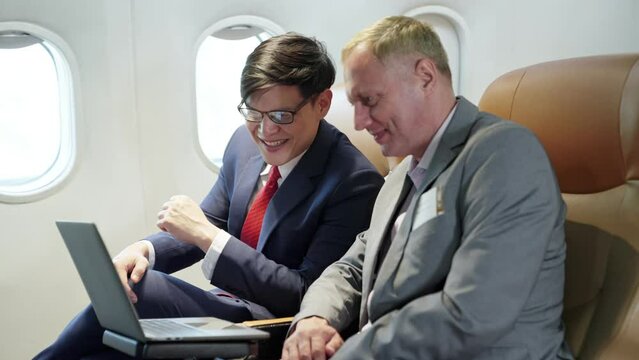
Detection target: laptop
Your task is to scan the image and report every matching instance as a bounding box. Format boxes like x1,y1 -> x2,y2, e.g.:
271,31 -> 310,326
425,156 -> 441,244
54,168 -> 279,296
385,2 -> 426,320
56,221 -> 269,358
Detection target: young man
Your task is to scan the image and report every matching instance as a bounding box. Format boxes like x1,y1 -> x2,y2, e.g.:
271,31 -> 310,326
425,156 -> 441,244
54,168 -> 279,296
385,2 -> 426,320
36,33 -> 383,359
283,17 -> 573,360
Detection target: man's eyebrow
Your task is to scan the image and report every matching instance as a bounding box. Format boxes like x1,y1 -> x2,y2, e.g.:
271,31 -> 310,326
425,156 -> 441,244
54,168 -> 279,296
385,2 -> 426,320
345,89 -> 359,104
346,95 -> 354,104
244,103 -> 297,112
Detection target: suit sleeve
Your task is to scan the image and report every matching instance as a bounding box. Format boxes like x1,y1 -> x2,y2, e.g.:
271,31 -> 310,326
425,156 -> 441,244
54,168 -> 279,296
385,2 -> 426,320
145,144 -> 232,274
212,168 -> 382,317
292,230 -> 367,331
330,127 -> 564,359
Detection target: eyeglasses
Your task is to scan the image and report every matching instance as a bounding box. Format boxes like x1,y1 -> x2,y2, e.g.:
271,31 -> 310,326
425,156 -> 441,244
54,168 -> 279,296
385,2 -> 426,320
237,96 -> 314,125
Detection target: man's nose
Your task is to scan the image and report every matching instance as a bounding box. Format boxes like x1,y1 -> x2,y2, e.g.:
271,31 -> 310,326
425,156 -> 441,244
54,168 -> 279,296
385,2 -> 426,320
353,103 -> 371,131
259,116 -> 280,135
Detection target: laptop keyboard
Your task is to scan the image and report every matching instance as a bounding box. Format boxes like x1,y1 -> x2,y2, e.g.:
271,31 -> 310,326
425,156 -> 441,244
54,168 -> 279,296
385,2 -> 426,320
141,319 -> 209,338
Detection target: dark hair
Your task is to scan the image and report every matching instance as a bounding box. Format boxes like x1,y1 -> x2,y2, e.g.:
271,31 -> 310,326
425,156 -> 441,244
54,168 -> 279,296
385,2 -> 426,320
240,32 -> 336,102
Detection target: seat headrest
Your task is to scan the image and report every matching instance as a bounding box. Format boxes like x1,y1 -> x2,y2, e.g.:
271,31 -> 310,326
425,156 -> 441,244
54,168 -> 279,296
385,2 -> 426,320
479,54 -> 639,251
479,54 -> 639,195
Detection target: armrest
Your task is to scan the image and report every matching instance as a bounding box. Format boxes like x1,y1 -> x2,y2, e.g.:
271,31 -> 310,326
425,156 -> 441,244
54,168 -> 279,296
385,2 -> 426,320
242,317 -> 294,328
241,317 -> 293,360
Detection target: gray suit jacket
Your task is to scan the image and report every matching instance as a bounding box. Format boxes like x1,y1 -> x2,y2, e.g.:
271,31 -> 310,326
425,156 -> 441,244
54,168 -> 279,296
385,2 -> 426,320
293,98 -> 573,359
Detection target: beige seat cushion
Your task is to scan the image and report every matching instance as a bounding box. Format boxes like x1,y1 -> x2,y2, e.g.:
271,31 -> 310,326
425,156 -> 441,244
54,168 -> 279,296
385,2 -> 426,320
479,54 -> 639,359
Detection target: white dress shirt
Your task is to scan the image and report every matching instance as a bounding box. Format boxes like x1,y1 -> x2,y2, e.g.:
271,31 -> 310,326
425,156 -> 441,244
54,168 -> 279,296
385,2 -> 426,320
142,150 -> 306,281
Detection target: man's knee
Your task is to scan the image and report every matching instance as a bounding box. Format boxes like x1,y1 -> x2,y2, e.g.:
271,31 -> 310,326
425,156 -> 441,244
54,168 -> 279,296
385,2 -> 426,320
131,270 -> 178,318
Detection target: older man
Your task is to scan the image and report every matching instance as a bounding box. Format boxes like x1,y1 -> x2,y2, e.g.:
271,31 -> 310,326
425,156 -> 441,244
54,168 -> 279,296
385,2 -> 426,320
283,16 -> 573,360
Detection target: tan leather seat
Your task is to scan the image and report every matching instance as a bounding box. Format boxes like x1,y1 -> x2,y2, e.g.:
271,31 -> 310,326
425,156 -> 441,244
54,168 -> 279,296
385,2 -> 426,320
479,54 -> 639,360
327,84 -> 402,176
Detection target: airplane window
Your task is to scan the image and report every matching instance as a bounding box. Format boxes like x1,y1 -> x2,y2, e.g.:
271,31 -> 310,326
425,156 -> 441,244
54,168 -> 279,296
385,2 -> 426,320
405,6 -> 468,95
196,25 -> 273,169
0,29 -> 75,202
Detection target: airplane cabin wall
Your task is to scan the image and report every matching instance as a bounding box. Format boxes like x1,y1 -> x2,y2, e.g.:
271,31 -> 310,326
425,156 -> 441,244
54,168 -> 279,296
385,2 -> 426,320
0,0 -> 637,358
0,1 -> 148,358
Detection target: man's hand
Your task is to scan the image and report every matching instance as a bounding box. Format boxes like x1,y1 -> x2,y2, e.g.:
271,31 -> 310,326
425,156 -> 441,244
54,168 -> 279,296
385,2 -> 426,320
112,242 -> 150,303
157,195 -> 219,252
282,317 -> 344,360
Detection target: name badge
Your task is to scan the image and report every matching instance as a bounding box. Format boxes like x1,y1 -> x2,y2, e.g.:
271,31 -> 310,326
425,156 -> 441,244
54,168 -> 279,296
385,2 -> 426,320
411,186 -> 443,230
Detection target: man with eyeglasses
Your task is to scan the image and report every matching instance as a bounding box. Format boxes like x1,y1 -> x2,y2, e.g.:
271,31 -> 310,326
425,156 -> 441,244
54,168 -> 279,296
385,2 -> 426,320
36,33 -> 383,359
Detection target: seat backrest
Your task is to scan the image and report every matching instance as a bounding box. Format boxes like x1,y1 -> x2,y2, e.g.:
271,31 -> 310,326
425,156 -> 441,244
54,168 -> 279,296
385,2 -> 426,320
479,54 -> 639,359
326,84 -> 402,176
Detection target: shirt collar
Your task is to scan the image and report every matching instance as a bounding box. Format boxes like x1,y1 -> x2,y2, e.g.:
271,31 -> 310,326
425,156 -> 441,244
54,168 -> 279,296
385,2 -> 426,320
260,149 -> 307,182
411,101 -> 458,174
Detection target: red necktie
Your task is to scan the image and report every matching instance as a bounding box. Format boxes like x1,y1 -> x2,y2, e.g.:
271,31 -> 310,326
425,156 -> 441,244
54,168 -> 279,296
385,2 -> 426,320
240,166 -> 281,248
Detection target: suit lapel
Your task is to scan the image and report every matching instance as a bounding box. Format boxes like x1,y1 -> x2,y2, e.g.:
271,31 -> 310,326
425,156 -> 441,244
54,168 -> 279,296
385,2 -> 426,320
358,158 -> 412,327
370,98 -> 479,317
229,154 -> 265,237
414,97 -> 478,195
256,120 -> 333,252
257,172 -> 313,252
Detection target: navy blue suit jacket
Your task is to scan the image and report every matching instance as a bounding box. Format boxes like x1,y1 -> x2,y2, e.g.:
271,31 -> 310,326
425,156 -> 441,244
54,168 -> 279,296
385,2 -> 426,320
145,120 -> 383,317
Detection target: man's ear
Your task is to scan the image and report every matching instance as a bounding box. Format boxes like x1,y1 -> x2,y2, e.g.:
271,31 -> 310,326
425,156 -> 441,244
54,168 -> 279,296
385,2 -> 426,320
316,88 -> 333,117
415,58 -> 437,93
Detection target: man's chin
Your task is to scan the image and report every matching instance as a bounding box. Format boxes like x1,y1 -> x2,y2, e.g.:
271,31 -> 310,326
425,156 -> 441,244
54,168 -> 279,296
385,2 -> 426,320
380,145 -> 394,157
380,146 -> 410,159
260,151 -> 290,167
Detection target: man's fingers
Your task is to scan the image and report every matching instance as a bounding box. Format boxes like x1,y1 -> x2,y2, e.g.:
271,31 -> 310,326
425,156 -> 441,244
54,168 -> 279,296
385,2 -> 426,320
113,250 -> 149,304
282,317 -> 338,360
296,337 -> 310,359
126,278 -> 139,303
156,208 -> 171,232
114,262 -> 137,303
284,340 -> 299,360
311,335 -> 328,360
325,333 -> 344,357
129,260 -> 147,283
156,220 -> 168,232
282,332 -> 330,360
114,262 -> 130,290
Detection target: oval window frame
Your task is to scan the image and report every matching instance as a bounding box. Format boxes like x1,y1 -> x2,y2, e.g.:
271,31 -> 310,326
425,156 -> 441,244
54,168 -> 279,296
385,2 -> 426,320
193,15 -> 285,172
0,21 -> 79,203
404,6 -> 469,95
